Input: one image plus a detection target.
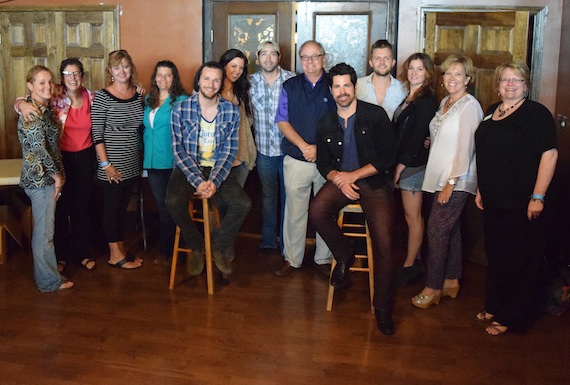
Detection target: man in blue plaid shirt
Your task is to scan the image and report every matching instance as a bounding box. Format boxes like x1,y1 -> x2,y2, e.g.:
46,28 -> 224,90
165,61 -> 251,277
250,41 -> 296,256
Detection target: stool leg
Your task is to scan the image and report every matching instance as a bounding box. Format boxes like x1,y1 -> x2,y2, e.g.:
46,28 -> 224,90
365,220 -> 375,314
326,258 -> 337,311
168,226 -> 181,289
202,198 -> 214,295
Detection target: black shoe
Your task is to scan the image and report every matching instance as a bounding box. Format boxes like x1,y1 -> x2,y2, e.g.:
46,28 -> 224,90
330,256 -> 355,287
375,310 -> 395,335
396,259 -> 423,287
315,263 -> 332,278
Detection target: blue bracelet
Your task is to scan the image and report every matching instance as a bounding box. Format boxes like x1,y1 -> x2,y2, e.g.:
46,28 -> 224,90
99,161 -> 110,168
530,193 -> 544,200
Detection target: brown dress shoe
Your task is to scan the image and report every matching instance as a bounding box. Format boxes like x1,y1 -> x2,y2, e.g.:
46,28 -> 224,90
273,260 -> 297,277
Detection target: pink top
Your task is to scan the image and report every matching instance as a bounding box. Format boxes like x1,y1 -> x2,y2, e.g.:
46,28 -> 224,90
59,89 -> 93,152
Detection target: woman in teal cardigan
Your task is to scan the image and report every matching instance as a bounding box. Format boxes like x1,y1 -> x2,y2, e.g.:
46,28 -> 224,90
143,60 -> 189,265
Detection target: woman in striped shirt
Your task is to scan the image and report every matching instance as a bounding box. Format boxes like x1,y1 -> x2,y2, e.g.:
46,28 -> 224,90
91,50 -> 144,269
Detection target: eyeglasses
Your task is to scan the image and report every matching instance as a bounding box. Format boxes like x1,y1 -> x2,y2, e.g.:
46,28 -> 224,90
62,71 -> 81,77
499,78 -> 525,84
300,54 -> 324,62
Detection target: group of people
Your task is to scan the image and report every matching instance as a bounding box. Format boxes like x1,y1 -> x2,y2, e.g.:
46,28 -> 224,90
15,38 -> 557,338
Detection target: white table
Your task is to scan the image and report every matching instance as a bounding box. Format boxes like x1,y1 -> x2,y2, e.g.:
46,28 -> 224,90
0,159 -> 23,263
0,158 -> 22,186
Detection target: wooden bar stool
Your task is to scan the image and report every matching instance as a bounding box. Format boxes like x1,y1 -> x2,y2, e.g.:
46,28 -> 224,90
326,203 -> 375,313
168,193 -> 220,294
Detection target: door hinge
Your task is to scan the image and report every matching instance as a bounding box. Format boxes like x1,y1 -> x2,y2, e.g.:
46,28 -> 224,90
112,34 -> 115,46
210,30 -> 214,43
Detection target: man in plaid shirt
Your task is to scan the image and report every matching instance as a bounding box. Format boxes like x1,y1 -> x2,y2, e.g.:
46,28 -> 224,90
249,41 -> 295,256
165,61 -> 251,277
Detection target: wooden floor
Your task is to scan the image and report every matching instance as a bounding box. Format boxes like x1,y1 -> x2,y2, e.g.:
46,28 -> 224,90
0,227 -> 569,385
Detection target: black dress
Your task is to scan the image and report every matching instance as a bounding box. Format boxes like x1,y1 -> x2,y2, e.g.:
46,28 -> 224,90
475,99 -> 557,332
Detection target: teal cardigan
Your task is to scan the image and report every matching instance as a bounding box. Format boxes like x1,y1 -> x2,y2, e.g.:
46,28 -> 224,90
142,94 -> 188,170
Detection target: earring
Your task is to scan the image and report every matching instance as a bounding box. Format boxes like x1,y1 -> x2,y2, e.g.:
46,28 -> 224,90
111,76 -> 115,82
497,92 -> 500,96
441,83 -> 444,88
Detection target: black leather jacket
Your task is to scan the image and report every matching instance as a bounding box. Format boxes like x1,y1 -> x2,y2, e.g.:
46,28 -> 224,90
316,100 -> 397,190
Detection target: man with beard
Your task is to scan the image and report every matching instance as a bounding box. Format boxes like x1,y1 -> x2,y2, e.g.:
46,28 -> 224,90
165,61 -> 251,277
309,63 -> 398,335
249,41 -> 296,256
356,39 -> 406,120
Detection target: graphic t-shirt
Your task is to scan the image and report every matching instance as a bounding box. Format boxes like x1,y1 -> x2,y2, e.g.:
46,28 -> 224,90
199,116 -> 216,167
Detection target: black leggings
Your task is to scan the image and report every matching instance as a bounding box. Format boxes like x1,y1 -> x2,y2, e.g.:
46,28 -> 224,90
99,177 -> 138,243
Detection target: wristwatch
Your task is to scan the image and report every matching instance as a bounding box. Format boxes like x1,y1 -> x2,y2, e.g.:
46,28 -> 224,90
448,178 -> 457,186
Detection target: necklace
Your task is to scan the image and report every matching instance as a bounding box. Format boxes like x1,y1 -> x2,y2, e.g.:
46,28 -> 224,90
445,92 -> 466,110
497,97 -> 525,117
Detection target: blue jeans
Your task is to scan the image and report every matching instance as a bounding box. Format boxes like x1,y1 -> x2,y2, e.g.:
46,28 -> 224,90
147,169 -> 176,257
25,185 -> 64,292
256,152 -> 285,250
165,166 -> 251,251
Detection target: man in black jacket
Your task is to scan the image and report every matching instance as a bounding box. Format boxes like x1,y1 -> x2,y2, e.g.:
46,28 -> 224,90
309,63 -> 398,335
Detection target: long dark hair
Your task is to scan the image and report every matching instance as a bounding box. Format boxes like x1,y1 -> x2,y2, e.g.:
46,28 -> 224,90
146,60 -> 188,109
219,48 -> 252,116
400,52 -> 435,103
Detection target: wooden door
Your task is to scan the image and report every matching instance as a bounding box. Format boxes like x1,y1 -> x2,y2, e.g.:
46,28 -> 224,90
425,11 -> 530,111
0,6 -> 119,159
207,1 -> 295,74
296,1 -> 396,77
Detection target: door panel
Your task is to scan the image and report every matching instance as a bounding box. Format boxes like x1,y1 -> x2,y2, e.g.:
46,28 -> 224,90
210,1 -> 295,74
296,1 -> 394,77
0,6 -> 118,159
425,11 -> 529,111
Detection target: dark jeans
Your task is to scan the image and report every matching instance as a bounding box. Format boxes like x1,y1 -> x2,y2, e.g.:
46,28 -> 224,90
256,152 -> 285,250
309,181 -> 396,312
147,169 -> 176,257
99,177 -> 138,243
54,146 -> 96,264
165,166 -> 251,252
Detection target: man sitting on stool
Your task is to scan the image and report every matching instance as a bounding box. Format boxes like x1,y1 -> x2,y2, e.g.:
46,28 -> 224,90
165,61 -> 251,277
309,63 -> 398,335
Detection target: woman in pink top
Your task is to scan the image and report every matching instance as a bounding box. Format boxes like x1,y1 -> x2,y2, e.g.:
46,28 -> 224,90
17,58 -> 97,271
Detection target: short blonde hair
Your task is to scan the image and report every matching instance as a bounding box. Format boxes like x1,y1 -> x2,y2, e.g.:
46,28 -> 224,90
495,62 -> 530,87
106,49 -> 137,86
440,54 -> 475,84
26,65 -> 54,84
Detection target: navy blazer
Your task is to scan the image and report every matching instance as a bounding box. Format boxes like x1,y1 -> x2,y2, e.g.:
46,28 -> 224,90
316,100 -> 397,190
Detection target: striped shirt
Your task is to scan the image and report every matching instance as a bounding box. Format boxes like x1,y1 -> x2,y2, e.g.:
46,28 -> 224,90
249,67 -> 296,157
91,89 -> 144,181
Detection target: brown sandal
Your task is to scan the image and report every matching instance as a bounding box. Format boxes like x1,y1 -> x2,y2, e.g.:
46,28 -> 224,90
475,311 -> 494,322
485,322 -> 507,336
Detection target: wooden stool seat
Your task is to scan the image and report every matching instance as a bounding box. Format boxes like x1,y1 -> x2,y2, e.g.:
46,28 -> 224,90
326,203 -> 374,313
168,193 -> 220,294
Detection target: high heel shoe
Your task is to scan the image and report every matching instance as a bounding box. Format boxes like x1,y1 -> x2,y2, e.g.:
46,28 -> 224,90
442,285 -> 460,299
411,292 -> 442,309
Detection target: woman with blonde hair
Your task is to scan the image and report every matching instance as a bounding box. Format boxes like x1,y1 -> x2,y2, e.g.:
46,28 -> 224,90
475,62 -> 557,335
91,49 -> 144,269
412,54 -> 483,308
17,65 -> 73,291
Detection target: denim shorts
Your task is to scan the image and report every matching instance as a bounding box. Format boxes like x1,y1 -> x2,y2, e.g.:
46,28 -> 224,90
398,169 -> 425,192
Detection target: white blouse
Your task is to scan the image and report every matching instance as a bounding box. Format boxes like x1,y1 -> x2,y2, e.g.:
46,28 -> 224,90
422,93 -> 483,194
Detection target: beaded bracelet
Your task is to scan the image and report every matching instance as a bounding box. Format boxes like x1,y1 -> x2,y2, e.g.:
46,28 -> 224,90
101,163 -> 112,171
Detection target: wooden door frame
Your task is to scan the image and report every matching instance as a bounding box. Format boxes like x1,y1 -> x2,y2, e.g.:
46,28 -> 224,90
418,5 -> 547,104
203,0 -> 399,70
